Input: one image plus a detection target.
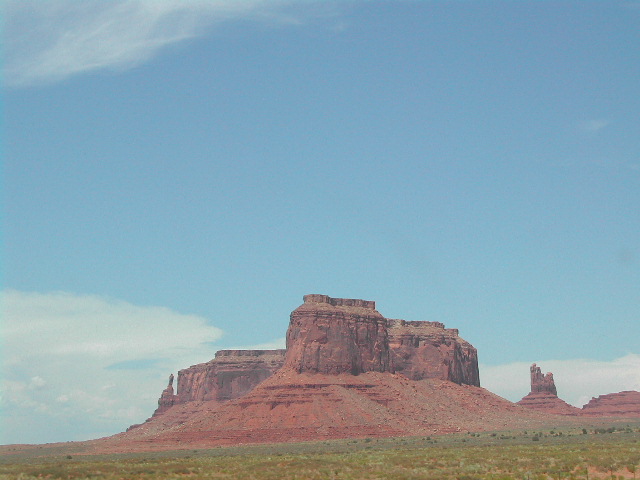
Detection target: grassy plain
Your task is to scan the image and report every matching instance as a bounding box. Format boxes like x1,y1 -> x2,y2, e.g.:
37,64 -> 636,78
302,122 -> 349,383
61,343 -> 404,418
1,423 -> 639,480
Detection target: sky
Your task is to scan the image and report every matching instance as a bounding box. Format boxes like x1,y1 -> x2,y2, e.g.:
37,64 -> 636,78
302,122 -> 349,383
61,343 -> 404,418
2,0 -> 639,445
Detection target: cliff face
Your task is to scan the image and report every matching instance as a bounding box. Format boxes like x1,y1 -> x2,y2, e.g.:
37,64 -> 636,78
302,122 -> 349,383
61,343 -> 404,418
517,364 -> 580,415
387,319 -> 480,385
282,295 -> 480,385
284,295 -> 391,375
171,349 -> 285,405
581,391 -> 640,417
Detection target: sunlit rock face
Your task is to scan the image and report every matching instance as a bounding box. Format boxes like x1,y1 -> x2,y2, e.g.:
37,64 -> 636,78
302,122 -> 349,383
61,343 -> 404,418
284,295 -> 391,375
282,295 -> 480,385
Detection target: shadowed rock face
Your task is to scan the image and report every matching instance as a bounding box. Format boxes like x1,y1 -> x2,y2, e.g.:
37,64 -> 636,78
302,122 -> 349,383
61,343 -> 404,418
387,319 -> 480,385
581,391 -> 640,417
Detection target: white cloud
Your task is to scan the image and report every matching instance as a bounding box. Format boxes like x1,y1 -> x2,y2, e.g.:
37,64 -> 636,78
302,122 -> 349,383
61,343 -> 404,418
579,118 -> 611,132
481,354 -> 640,408
2,0 -> 332,87
0,290 -> 223,444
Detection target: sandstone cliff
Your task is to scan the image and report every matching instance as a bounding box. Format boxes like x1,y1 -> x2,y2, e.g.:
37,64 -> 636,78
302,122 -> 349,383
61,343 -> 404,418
147,294 -> 481,427
387,319 -> 479,385
282,294 -> 480,385
581,390 -> 640,417
159,349 -> 285,410
516,364 -> 580,415
284,294 -> 391,375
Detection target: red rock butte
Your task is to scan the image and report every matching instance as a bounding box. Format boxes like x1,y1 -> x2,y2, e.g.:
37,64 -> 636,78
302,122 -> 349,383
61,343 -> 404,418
91,295 -> 638,453
516,364 -> 581,415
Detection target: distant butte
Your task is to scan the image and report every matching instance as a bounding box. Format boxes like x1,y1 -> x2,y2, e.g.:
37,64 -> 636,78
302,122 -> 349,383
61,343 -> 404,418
516,364 -> 581,415
581,391 -> 640,417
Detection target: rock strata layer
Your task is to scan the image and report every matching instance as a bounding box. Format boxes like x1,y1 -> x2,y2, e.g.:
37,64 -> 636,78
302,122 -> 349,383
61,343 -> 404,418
581,391 -> 640,417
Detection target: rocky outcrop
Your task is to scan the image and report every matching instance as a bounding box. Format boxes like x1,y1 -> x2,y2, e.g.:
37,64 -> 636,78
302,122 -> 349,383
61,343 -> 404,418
152,374 -> 176,417
529,364 -> 557,395
153,350 -> 285,412
387,319 -> 479,385
581,391 -> 640,417
284,295 -> 391,375
153,294 -> 481,416
282,295 -> 480,385
137,294 -> 485,445
517,364 -> 580,415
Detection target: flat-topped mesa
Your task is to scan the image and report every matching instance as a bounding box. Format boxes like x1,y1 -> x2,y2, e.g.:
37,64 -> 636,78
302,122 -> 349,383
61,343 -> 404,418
302,294 -> 377,310
387,319 -> 480,386
151,294 -> 481,422
174,349 -> 286,404
285,295 -> 390,375
581,391 -> 640,417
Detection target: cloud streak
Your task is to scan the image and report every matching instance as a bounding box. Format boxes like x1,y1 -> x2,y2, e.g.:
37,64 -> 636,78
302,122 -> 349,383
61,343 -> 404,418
3,0 -> 324,87
1,290 -> 223,444
579,118 -> 611,132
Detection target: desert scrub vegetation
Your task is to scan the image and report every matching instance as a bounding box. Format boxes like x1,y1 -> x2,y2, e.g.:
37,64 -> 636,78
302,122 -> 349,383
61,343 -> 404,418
0,427 -> 638,480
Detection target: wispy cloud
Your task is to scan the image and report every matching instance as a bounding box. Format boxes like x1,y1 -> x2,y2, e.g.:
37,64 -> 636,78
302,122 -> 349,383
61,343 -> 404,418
0,290 -> 223,444
481,354 -> 640,408
2,0 -> 330,88
579,118 -> 611,133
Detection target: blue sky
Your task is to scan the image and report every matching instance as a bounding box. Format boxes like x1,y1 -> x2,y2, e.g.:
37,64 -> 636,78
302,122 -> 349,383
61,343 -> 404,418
2,0 -> 639,444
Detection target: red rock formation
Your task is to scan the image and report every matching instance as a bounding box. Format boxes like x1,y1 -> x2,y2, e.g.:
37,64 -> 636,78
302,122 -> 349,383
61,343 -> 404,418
283,295 -> 479,385
148,295 -> 482,421
517,364 -> 580,415
529,364 -> 557,395
284,295 -> 390,375
581,391 -> 640,417
113,370 -> 549,452
152,374 -> 176,417
174,349 -> 286,404
117,295 -> 558,452
387,319 -> 479,386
